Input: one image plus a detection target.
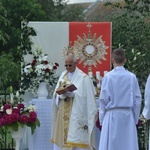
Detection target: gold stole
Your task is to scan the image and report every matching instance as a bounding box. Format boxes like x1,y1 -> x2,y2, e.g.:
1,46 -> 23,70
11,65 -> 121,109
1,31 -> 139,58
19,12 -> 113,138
53,73 -> 74,150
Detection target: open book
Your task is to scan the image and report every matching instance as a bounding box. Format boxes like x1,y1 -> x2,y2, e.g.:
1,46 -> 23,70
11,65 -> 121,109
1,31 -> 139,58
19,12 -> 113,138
56,84 -> 77,95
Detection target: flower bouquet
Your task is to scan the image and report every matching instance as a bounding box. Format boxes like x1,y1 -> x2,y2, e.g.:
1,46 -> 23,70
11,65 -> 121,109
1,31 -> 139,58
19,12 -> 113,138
0,102 -> 40,135
0,89 -> 40,134
20,46 -> 59,95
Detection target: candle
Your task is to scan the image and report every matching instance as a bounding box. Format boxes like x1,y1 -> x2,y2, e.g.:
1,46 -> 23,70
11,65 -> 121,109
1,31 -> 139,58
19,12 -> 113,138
96,71 -> 100,87
96,71 -> 100,78
104,71 -> 108,76
88,71 -> 93,78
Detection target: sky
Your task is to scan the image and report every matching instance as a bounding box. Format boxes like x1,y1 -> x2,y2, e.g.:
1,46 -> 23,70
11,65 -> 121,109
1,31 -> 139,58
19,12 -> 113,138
68,0 -> 97,4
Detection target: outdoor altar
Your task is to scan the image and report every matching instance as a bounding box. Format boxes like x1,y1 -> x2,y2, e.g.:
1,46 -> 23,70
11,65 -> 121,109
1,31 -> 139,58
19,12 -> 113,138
20,21 -> 112,150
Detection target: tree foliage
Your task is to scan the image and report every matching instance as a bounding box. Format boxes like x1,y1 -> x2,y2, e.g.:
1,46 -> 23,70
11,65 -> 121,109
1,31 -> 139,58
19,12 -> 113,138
0,0 -> 48,91
61,4 -> 85,21
0,0 -> 46,61
104,0 -> 150,89
0,1 -> 10,45
0,52 -> 21,90
37,0 -> 85,21
0,0 -> 85,92
0,0 -> 85,60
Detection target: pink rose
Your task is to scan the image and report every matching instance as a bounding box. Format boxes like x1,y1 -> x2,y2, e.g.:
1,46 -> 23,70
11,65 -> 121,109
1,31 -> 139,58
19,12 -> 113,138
55,62 -> 59,67
3,104 -> 12,112
17,103 -> 25,110
5,115 -> 14,125
29,111 -> 37,123
11,113 -> 20,122
31,60 -> 37,66
43,61 -> 48,64
53,66 -> 57,70
29,111 -> 37,119
12,108 -> 20,115
29,117 -> 36,123
45,68 -> 50,73
20,115 -> 29,124
0,118 -> 6,126
0,112 -> 3,118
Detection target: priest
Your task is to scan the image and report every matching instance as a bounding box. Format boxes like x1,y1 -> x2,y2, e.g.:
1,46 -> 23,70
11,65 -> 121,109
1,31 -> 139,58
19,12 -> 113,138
51,52 -> 97,150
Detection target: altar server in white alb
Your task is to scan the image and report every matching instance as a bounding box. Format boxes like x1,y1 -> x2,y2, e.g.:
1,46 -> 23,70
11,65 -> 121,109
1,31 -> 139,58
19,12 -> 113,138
51,52 -> 97,150
142,74 -> 150,149
99,48 -> 142,150
142,74 -> 150,119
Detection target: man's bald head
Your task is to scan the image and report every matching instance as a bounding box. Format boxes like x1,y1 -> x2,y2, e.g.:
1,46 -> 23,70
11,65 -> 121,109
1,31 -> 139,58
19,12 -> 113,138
65,53 -> 76,63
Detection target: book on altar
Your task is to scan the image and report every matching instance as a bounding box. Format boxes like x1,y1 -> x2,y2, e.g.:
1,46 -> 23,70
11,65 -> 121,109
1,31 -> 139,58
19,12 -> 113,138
56,84 -> 77,95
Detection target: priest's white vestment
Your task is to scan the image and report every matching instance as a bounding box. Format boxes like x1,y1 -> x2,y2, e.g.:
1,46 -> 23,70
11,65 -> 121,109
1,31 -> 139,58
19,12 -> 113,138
51,67 -> 97,150
99,66 -> 141,150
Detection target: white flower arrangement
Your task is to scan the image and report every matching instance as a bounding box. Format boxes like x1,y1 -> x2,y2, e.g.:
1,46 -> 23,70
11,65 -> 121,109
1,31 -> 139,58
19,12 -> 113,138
20,46 -> 59,95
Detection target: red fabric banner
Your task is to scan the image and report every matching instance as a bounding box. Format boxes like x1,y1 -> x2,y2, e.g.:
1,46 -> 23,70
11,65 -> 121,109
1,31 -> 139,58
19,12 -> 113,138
69,22 -> 112,77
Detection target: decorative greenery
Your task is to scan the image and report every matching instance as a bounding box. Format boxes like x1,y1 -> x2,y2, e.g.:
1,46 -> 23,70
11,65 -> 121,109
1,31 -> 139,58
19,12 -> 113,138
20,46 -> 59,95
20,18 -> 37,58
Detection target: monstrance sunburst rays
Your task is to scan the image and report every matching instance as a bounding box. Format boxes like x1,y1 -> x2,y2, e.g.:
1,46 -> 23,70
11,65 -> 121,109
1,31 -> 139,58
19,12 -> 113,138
73,22 -> 109,67
62,22 -> 109,68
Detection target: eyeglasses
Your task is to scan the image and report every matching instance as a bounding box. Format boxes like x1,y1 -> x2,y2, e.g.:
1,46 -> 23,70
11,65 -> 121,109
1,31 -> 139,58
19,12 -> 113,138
64,64 -> 72,67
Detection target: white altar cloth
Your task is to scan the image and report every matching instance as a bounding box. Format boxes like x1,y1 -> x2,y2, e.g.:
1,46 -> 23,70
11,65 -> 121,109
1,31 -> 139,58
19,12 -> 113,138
29,99 -> 100,150
29,99 -> 53,150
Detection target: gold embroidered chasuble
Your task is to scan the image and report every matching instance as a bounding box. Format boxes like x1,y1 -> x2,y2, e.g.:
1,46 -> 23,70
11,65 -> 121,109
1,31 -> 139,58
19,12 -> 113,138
51,68 -> 97,150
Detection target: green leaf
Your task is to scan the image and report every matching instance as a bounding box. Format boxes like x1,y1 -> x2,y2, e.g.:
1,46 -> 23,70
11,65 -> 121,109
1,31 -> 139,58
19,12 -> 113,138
11,122 -> 19,131
36,118 -> 41,127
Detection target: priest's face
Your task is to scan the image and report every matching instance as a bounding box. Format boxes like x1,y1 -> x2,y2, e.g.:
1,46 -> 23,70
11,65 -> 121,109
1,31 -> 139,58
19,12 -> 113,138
65,60 -> 76,73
